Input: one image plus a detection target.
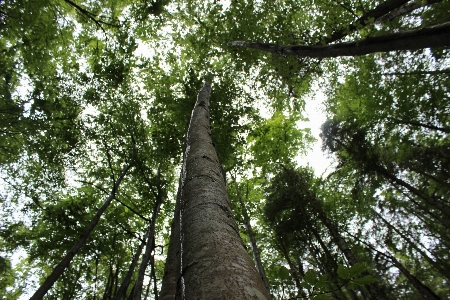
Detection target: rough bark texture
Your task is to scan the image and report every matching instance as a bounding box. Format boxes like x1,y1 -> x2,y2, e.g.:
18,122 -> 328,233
231,174 -> 271,296
29,163 -> 133,300
175,81 -> 270,299
229,21 -> 450,58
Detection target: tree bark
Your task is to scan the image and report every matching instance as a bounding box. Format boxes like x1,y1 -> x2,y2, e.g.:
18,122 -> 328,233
230,173 -> 271,295
30,163 -> 133,300
175,81 -> 270,299
229,21 -> 450,58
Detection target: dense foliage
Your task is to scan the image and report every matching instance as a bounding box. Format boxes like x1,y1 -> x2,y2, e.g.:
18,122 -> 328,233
1,0 -> 449,299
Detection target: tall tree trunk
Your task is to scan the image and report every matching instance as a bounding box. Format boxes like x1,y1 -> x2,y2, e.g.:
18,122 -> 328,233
389,256 -> 441,300
356,236 -> 441,300
113,230 -> 149,300
133,172 -> 164,300
312,198 -> 388,299
307,242 -> 347,300
230,173 -> 271,295
376,166 -> 450,219
30,163 -> 133,300
387,117 -> 450,134
159,190 -> 180,300
372,209 -> 450,281
310,229 -> 353,300
275,237 -> 307,298
175,80 -> 270,299
229,21 -> 450,58
150,252 -> 159,300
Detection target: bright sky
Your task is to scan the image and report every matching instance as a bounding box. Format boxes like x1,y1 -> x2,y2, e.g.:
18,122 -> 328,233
297,90 -> 335,177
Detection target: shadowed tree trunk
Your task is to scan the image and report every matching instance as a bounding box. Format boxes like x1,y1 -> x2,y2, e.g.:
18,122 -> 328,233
390,256 -> 441,300
173,80 -> 270,299
29,163 -> 133,300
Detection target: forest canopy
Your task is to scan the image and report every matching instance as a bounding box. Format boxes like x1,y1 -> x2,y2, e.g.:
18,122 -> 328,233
0,0 -> 449,299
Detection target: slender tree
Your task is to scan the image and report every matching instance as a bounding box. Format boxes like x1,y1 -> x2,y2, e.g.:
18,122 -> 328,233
29,163 -> 133,300
230,173 -> 271,295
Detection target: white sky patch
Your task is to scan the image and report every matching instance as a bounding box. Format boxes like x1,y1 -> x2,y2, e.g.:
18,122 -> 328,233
296,89 -> 334,177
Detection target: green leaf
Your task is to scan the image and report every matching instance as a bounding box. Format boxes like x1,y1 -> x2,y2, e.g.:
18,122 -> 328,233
315,274 -> 329,290
278,266 -> 290,280
352,275 -> 378,286
337,264 -> 351,279
348,262 -> 367,277
305,269 -> 317,285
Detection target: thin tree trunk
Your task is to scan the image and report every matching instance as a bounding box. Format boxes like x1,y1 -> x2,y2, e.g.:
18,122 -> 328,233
229,21 -> 450,58
390,256 -> 441,300
159,192 -> 180,300
30,163 -> 133,300
310,229 -> 352,300
377,166 -> 450,219
312,197 -> 387,299
134,171 -> 164,300
150,253 -> 158,300
388,117 -> 450,133
275,238 -> 307,298
382,68 -> 450,77
230,173 -> 271,295
372,209 -> 450,281
113,230 -> 149,300
175,80 -> 270,299
307,242 -> 346,300
355,236 -> 441,300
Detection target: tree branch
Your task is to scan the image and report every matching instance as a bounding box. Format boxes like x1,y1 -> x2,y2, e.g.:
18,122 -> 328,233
63,0 -> 119,32
322,0 -> 411,45
229,21 -> 450,58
